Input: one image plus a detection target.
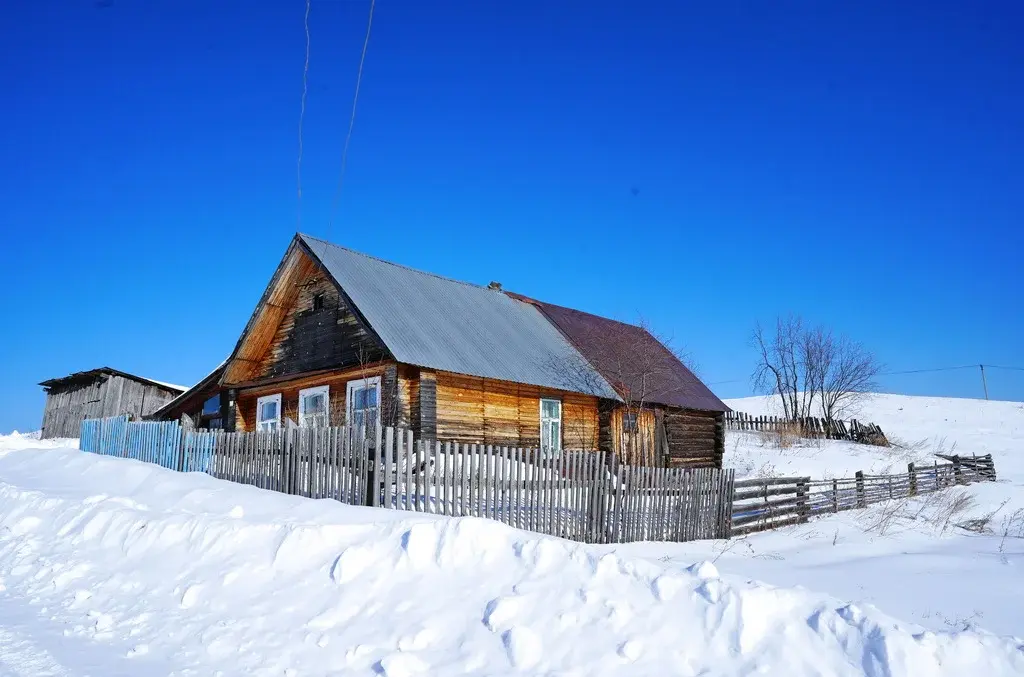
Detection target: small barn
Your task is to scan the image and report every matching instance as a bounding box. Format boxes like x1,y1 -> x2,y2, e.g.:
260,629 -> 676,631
39,368 -> 186,439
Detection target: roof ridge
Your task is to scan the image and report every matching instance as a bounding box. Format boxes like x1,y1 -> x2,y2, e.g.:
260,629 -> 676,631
299,233 -> 495,293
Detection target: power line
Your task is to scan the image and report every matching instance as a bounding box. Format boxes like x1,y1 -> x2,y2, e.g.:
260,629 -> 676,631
879,365 -> 977,376
296,0 -> 311,231
326,0 -> 376,241
705,363 -> 1024,388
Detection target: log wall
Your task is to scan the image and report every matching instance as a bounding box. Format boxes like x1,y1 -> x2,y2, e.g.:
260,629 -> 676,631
433,372 -> 599,449
663,408 -> 723,468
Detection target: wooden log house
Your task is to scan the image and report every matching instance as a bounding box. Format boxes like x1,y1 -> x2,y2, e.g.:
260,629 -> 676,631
154,234 -> 729,468
39,368 -> 185,439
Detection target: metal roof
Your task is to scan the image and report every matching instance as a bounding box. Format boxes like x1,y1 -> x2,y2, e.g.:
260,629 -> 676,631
39,367 -> 187,393
299,234 -> 620,399
506,294 -> 730,413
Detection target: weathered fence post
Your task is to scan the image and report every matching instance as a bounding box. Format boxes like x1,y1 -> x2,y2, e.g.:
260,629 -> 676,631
832,479 -> 839,513
796,478 -> 809,523
953,456 -> 963,485
908,463 -> 917,496
855,471 -> 865,508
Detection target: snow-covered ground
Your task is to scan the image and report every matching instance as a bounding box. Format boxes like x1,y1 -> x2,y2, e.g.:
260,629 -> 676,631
0,394 -> 1022,675
627,393 -> 1024,639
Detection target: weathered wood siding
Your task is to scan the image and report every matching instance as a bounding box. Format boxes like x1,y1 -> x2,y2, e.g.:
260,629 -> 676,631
235,364 -> 392,432
41,375 -> 179,439
663,408 -> 723,468
224,246 -> 387,385
433,372 -> 599,448
609,408 -> 657,464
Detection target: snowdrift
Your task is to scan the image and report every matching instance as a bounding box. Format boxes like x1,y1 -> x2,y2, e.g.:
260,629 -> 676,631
0,436 -> 1022,676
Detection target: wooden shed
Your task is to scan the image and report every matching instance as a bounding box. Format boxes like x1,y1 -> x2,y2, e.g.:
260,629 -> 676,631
39,368 -> 186,439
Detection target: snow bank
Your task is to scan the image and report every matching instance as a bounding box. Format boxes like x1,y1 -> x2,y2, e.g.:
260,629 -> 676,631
0,442 -> 1022,675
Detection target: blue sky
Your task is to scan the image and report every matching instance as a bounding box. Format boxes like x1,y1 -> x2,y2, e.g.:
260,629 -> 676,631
1,1 -> 1022,432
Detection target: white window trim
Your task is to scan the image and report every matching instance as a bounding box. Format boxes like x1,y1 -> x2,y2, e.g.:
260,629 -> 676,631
298,385 -> 330,428
256,393 -> 282,432
540,397 -> 562,456
346,376 -> 382,428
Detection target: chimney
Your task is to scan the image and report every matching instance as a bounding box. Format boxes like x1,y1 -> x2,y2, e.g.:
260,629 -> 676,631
488,281 -> 502,291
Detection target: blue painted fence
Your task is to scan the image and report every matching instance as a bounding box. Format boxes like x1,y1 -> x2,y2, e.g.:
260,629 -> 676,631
79,416 -> 214,474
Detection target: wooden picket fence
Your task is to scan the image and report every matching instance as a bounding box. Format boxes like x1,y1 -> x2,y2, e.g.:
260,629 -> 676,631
81,415 -> 218,474
725,410 -> 888,445
731,454 -> 997,535
79,417 -> 734,544
377,434 -> 734,543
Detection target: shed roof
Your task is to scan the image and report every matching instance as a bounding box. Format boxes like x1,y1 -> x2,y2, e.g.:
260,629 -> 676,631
147,361 -> 227,420
299,234 -> 620,399
506,294 -> 729,413
39,368 -> 187,393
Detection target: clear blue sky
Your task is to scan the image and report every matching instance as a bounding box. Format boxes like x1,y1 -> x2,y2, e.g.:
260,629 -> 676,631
1,1 -> 1022,433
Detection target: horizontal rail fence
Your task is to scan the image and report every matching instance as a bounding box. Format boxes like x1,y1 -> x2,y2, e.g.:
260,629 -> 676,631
732,454 -> 997,535
724,410 -> 887,445
79,417 -> 733,544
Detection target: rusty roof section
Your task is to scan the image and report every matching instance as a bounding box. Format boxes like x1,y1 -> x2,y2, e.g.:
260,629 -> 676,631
506,293 -> 729,413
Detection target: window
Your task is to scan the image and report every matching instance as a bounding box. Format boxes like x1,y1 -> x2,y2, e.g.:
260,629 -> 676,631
201,395 -> 220,417
312,293 -> 325,311
299,385 -> 330,428
256,393 -> 282,432
346,376 -> 381,432
540,398 -> 561,457
622,411 -> 638,433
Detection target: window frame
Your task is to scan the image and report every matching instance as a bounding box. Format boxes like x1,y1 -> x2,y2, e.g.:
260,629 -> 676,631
298,385 -> 330,428
201,394 -> 221,417
622,410 -> 638,434
346,376 -> 382,431
256,393 -> 282,432
198,393 -> 224,430
539,397 -> 562,457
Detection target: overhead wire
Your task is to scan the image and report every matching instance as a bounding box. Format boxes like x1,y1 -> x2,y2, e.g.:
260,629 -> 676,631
296,0 -> 312,231
325,0 -> 376,243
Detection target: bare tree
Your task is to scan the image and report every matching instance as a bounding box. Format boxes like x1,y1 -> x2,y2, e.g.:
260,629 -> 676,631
804,327 -> 880,423
752,316 -> 880,424
751,315 -> 816,420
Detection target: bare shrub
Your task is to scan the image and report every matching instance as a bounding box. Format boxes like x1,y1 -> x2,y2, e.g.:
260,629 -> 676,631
956,499 -> 1010,535
999,508 -> 1024,554
755,422 -> 803,450
932,489 -> 976,535
861,497 -> 911,536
